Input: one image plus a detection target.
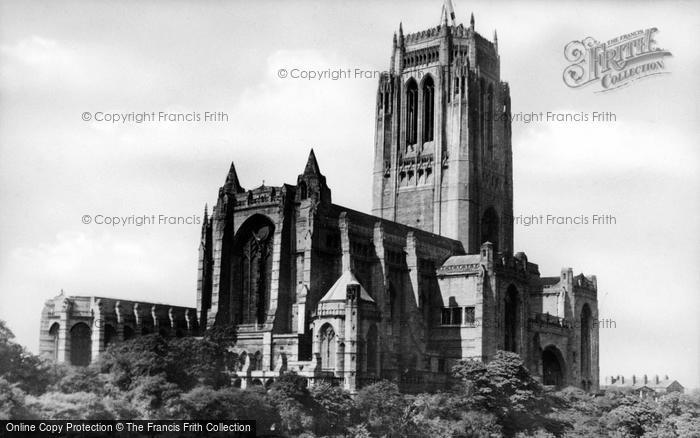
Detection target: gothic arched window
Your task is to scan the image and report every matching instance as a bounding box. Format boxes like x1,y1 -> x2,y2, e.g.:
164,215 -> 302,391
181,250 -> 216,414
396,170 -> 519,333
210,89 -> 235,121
232,215 -> 275,325
254,351 -> 263,371
580,304 -> 592,386
49,323 -> 59,361
406,78 -> 418,146
480,207 -> 500,251
422,76 -> 435,142
320,323 -> 336,370
487,84 -> 494,157
239,351 -> 248,371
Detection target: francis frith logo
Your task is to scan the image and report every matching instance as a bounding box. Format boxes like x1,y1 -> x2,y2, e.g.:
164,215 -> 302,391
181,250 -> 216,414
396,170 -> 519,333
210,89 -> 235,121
563,28 -> 672,92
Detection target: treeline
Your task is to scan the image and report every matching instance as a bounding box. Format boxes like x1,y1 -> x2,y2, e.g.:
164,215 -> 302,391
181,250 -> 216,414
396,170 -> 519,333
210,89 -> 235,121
1,320 -> 698,437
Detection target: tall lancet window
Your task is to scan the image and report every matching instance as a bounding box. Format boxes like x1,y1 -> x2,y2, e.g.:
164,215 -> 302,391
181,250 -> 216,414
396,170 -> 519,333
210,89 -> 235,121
487,84 -> 494,157
232,215 -> 275,325
320,323 -> 336,370
423,76 -> 435,142
406,78 -> 418,147
580,304 -> 593,387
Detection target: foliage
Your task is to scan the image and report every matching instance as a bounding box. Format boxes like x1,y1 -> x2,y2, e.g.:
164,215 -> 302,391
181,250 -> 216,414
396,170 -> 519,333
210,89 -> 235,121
48,364 -> 106,394
167,386 -> 278,432
25,392 -> 115,420
97,334 -> 228,391
0,320 -> 56,395
452,350 -> 556,435
2,319 -> 700,438
0,378 -> 35,420
601,401 -> 664,437
355,380 -> 417,437
309,382 -> 355,432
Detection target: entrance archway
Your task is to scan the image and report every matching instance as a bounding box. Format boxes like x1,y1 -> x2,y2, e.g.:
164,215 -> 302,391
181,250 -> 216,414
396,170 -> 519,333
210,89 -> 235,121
542,346 -> 565,387
70,322 -> 92,366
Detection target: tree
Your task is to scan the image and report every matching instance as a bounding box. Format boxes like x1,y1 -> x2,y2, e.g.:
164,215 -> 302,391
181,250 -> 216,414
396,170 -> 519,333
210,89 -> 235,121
0,320 -> 56,395
354,380 -> 415,437
97,334 -> 228,392
167,386 -> 278,433
25,392 -> 114,420
601,402 -> 663,437
49,364 -> 106,395
266,373 -> 320,435
452,351 -> 560,435
310,382 -> 355,433
165,337 -> 227,389
0,378 -> 35,420
410,391 -> 502,437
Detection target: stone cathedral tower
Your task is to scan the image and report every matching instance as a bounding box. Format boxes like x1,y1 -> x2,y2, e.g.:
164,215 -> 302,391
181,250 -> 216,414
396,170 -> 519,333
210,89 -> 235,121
372,13 -> 513,254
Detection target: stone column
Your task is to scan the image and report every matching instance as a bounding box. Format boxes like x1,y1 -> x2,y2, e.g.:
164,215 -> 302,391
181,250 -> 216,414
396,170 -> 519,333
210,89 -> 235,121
90,298 -> 105,363
343,283 -> 360,393
262,331 -> 273,371
115,301 -> 125,341
56,300 -> 71,363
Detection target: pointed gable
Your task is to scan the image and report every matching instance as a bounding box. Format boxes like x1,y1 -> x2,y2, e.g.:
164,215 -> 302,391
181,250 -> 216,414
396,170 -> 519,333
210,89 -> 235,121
320,270 -> 375,303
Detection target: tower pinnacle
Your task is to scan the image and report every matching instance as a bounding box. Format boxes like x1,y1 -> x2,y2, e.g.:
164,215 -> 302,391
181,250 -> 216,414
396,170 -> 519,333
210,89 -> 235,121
223,162 -> 245,194
303,148 -> 321,176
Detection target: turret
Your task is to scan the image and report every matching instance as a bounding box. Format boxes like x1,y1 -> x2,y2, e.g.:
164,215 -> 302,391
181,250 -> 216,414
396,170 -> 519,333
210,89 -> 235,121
296,149 -> 331,204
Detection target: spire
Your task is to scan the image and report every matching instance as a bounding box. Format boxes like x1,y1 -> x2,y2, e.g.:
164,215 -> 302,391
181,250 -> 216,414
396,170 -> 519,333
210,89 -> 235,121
393,31 -> 397,48
297,148 -> 331,204
304,149 -> 322,176
223,162 -> 244,194
494,29 -> 498,52
201,203 -> 209,235
399,22 -> 404,46
470,12 -> 475,29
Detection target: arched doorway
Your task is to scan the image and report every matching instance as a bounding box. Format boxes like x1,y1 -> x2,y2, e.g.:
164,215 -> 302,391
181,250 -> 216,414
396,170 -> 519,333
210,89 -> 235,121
70,322 -> 92,366
542,346 -> 565,387
503,285 -> 519,352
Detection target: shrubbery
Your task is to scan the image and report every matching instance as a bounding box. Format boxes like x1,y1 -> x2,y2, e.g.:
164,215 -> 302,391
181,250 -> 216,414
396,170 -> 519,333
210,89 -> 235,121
1,319 -> 698,437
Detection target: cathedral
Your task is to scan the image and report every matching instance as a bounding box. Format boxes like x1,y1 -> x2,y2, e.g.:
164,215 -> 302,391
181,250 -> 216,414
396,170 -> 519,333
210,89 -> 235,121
40,8 -> 599,393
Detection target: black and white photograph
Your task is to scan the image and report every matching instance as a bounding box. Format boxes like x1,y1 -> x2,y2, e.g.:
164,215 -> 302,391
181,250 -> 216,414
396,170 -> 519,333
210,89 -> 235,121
0,0 -> 698,436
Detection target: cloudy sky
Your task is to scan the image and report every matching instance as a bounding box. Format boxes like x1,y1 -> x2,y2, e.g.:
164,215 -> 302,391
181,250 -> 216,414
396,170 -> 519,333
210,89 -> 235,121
0,0 -> 698,388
